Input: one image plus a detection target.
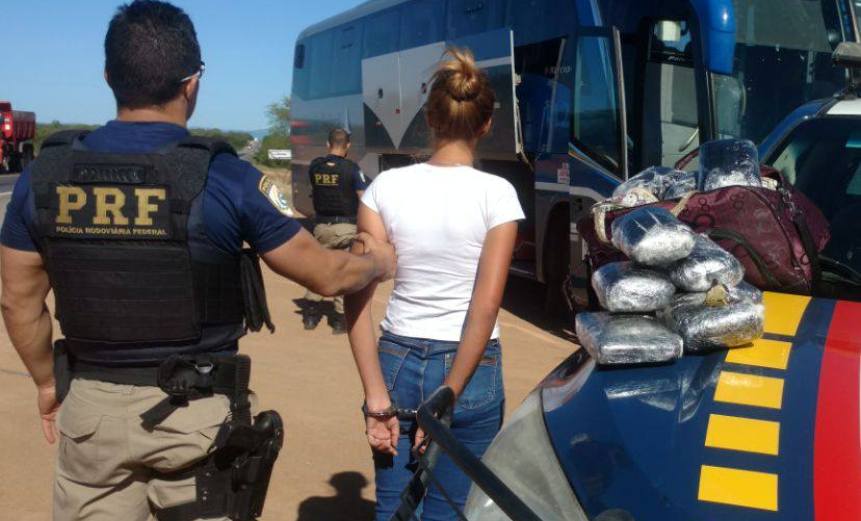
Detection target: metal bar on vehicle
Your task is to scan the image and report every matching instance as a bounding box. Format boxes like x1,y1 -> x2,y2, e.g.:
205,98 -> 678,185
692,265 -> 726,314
415,387 -> 543,521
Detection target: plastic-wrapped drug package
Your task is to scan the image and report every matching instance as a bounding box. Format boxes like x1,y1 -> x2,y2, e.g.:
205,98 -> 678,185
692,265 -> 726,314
668,235 -> 744,292
613,166 -> 699,203
611,207 -> 696,266
592,262 -> 676,312
576,312 -> 684,365
661,170 -> 699,200
729,281 -> 763,304
613,166 -> 677,199
660,291 -> 764,352
699,139 -> 762,191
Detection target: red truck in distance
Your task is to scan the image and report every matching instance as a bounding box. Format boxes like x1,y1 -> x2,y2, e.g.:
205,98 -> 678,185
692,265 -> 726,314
0,101 -> 36,173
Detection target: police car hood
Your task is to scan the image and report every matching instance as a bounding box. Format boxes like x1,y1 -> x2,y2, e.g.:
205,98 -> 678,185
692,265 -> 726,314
539,293 -> 861,520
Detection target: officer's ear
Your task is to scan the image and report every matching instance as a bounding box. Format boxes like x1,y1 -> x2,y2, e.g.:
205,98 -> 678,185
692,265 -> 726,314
183,76 -> 200,102
183,76 -> 200,118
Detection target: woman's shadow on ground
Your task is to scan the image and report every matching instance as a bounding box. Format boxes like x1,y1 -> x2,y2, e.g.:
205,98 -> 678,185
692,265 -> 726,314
296,471 -> 375,521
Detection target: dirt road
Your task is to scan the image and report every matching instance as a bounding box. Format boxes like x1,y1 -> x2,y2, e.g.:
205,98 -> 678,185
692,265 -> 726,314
0,267 -> 575,520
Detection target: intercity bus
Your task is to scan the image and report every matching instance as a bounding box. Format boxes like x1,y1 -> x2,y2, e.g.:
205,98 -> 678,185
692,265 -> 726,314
290,0 -> 858,311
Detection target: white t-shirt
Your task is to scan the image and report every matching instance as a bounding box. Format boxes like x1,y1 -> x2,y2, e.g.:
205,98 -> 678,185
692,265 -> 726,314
362,163 -> 525,341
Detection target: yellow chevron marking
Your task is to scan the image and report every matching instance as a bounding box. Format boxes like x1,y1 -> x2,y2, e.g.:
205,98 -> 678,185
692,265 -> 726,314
725,338 -> 792,370
762,292 -> 810,337
705,414 -> 780,455
699,465 -> 778,511
714,371 -> 784,409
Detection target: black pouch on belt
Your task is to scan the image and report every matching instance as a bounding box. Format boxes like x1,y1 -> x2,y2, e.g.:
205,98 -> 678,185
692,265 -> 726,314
239,249 -> 275,333
53,340 -> 72,404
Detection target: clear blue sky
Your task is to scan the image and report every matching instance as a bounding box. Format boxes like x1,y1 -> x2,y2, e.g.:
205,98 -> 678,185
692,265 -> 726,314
4,0 -> 361,131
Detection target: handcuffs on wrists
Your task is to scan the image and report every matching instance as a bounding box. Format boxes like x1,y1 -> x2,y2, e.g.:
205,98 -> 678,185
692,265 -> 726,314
362,402 -> 415,420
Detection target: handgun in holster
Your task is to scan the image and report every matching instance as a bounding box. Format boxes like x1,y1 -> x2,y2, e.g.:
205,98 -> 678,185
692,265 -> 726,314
154,355 -> 284,521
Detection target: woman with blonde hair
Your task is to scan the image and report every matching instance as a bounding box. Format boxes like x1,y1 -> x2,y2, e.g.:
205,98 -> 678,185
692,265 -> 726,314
345,48 -> 524,520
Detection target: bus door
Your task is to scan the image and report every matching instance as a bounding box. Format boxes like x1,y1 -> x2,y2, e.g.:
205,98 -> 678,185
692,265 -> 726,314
565,26 -> 629,306
362,28 -> 522,158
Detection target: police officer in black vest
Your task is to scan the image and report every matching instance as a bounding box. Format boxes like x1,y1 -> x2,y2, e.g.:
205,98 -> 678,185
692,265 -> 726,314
0,3 -> 394,520
303,128 -> 368,334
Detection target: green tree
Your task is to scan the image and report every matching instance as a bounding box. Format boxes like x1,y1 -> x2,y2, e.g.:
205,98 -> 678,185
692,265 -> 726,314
190,128 -> 253,151
34,123 -> 251,154
256,96 -> 292,166
266,96 -> 291,136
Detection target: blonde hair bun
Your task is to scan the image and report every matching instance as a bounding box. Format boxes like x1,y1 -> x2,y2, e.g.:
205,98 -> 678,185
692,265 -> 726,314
439,48 -> 482,102
426,47 -> 496,142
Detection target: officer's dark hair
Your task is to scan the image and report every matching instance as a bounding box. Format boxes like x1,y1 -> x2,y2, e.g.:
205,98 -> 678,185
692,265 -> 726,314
105,1 -> 202,108
328,128 -> 351,149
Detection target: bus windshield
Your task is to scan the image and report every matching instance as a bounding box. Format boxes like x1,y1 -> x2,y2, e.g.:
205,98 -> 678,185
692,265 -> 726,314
713,0 -> 847,144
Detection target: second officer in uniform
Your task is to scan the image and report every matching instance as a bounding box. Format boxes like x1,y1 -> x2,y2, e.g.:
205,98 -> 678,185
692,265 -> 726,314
303,128 -> 369,334
0,2 -> 395,520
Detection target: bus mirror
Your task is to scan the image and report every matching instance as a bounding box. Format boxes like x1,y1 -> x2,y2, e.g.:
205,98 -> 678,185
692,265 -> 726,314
833,42 -> 861,69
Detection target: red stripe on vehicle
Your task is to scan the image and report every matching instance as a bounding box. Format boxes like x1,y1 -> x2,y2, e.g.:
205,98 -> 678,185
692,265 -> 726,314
815,301 -> 861,521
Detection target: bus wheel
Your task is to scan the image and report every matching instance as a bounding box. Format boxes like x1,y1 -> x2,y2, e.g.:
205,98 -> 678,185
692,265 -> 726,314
544,210 -> 572,326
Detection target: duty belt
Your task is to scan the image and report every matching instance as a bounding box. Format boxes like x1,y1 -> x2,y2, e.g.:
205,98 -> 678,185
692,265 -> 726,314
54,344 -> 282,521
315,215 -> 356,225
59,348 -> 252,428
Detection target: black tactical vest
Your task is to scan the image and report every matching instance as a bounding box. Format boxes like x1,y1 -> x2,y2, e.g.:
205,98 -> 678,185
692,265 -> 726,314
309,155 -> 360,218
31,131 -> 245,351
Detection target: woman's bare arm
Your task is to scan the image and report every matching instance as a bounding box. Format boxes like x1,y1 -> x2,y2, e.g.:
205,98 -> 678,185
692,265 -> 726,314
445,222 -> 517,396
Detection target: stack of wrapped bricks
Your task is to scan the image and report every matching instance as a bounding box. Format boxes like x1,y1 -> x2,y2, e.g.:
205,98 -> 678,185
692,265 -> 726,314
576,139 -> 766,365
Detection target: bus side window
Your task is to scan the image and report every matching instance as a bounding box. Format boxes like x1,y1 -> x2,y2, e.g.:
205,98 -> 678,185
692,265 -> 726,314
293,42 -> 310,100
333,24 -> 363,96
363,7 -> 401,58
309,31 -> 334,99
401,0 -> 446,49
294,44 -> 305,69
506,0 -> 576,42
571,34 -> 624,175
446,0 -> 505,39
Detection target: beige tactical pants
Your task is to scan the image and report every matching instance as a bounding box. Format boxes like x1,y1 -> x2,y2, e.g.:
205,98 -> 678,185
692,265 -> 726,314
304,222 -> 358,314
54,378 -> 245,521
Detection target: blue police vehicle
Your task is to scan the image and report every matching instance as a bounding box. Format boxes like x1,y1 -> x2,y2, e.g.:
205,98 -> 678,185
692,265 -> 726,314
291,0 -> 858,311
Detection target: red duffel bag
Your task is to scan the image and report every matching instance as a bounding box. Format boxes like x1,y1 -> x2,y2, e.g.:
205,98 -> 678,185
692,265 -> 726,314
578,170 -> 831,295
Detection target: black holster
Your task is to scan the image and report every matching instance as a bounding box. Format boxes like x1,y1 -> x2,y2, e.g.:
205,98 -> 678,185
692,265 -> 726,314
151,355 -> 283,521
155,410 -> 284,521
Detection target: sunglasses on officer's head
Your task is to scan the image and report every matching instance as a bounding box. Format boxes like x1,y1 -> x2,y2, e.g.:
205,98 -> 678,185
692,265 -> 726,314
179,61 -> 206,83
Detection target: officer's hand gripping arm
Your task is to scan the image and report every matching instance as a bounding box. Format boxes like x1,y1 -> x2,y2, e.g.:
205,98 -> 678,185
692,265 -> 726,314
261,226 -> 394,297
0,246 -> 56,442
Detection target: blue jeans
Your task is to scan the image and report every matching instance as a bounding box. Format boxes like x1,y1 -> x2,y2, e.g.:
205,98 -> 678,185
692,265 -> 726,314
373,331 -> 505,521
